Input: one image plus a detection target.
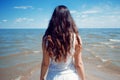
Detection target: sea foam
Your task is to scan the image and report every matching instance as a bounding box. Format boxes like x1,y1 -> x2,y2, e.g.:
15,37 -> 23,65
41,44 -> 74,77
109,39 -> 120,42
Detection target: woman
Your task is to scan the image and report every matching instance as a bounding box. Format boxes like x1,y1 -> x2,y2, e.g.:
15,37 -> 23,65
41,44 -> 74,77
40,5 -> 86,80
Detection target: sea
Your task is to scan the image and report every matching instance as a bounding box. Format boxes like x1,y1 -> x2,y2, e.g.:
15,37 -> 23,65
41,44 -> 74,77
0,28 -> 120,80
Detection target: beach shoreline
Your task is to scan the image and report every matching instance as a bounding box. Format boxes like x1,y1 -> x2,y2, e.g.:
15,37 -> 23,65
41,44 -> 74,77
24,55 -> 120,80
0,28 -> 120,80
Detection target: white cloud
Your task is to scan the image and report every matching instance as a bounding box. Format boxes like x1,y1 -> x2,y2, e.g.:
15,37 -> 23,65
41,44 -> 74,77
71,5 -> 120,28
10,3 -> 119,28
2,19 -> 8,22
82,10 -> 100,14
81,7 -> 102,15
81,14 -> 88,18
0,19 -> 8,23
15,18 -> 34,23
74,15 -> 120,28
14,6 -> 33,9
70,10 -> 77,14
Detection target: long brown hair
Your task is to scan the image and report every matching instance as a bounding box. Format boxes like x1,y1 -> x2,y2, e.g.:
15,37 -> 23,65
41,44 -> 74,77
43,5 -> 80,62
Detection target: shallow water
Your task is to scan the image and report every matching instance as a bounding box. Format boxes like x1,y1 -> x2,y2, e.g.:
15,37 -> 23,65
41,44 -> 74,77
80,28 -> 120,72
0,28 -> 120,80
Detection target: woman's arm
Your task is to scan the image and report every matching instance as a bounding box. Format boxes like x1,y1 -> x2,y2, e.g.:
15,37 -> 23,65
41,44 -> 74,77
74,35 -> 86,80
40,39 -> 50,80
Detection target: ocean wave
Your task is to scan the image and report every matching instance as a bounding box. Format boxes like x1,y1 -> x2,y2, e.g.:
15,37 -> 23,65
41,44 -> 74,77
95,56 -> 111,63
96,59 -> 120,74
101,59 -> 110,63
109,45 -> 120,49
33,51 -> 40,53
100,42 -> 112,45
103,61 -> 120,73
95,56 -> 120,73
109,39 -> 120,42
92,44 -> 101,47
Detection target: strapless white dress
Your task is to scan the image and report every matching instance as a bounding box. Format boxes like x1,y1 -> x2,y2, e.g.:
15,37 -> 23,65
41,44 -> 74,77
46,33 -> 80,80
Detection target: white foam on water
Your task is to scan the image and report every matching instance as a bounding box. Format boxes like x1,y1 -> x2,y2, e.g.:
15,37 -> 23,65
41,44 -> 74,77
95,55 -> 110,63
109,45 -> 120,48
101,58 -> 109,63
33,51 -> 40,53
100,42 -> 111,45
109,39 -> 120,42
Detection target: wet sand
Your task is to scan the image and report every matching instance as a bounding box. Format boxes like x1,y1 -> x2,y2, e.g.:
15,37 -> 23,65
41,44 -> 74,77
26,56 -> 120,80
0,50 -> 119,80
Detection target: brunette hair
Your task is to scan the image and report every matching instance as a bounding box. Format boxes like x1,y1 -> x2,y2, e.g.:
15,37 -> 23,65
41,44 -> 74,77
43,5 -> 80,62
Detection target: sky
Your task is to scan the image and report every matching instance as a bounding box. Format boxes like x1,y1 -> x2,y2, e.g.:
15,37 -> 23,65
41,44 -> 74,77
0,0 -> 120,29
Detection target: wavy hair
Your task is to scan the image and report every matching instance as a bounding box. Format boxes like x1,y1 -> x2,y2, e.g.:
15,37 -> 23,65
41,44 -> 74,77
43,5 -> 80,62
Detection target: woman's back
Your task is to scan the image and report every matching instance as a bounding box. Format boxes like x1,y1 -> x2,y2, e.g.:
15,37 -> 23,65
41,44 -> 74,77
48,33 -> 76,70
40,5 -> 85,80
48,54 -> 74,72
46,33 -> 80,80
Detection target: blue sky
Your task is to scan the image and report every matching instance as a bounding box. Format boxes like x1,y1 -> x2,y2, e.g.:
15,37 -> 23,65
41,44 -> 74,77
0,0 -> 120,28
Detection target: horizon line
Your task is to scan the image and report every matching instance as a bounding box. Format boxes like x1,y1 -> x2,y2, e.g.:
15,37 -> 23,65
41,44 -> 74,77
0,27 -> 120,29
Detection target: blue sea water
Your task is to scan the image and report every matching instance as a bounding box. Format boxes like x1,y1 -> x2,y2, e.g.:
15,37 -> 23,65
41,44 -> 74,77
81,28 -> 120,60
80,28 -> 120,70
0,28 -> 120,65
0,28 -> 120,80
0,29 -> 45,56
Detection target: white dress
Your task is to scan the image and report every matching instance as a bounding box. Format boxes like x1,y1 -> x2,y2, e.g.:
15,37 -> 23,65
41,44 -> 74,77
46,33 -> 80,80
